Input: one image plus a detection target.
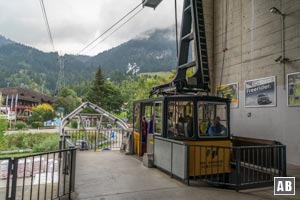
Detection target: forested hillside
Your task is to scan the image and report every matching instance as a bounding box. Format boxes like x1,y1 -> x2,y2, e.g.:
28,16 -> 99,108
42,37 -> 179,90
88,27 -> 177,74
0,27 -> 176,93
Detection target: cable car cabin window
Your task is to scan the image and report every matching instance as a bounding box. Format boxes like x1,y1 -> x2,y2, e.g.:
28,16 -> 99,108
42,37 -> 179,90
153,102 -> 162,135
167,101 -> 194,139
198,102 -> 228,138
133,103 -> 140,132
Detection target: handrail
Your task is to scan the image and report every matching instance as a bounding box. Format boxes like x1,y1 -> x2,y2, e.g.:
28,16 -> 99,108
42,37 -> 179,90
1,148 -> 77,200
0,148 -> 76,159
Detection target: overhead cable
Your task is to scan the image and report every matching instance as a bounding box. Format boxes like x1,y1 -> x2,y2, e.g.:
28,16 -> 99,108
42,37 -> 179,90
77,2 -> 144,54
39,0 -> 55,51
88,7 -> 144,54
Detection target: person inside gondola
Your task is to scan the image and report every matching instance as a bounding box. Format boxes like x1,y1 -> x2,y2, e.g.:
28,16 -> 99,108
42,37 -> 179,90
186,115 -> 193,137
208,117 -> 226,136
147,115 -> 154,134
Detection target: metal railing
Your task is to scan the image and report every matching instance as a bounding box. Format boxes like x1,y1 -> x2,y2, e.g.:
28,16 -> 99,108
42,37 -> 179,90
153,137 -> 286,191
65,128 -> 124,151
0,148 -> 76,200
187,144 -> 286,191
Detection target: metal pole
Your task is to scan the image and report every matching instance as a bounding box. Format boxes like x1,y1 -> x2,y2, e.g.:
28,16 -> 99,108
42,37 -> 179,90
68,150 -> 74,199
94,131 -> 97,152
235,148 -> 241,192
186,145 -> 190,185
174,0 -> 179,58
10,158 -> 18,200
281,14 -> 286,90
281,146 -> 287,176
5,159 -> 12,200
171,142 -> 173,177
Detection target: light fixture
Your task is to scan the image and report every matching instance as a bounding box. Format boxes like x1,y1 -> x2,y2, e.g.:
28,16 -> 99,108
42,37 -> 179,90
269,7 -> 283,16
142,0 -> 163,9
274,55 -> 282,62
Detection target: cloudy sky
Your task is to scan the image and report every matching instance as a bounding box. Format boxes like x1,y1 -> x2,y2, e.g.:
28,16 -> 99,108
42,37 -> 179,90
0,0 -> 183,56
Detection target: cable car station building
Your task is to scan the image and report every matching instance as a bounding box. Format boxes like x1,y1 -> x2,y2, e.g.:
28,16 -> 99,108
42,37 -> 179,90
203,0 -> 300,166
146,0 -> 300,166
122,0 -> 299,192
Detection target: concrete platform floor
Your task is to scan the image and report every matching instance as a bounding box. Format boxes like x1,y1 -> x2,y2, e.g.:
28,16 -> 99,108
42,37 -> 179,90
74,151 -> 299,200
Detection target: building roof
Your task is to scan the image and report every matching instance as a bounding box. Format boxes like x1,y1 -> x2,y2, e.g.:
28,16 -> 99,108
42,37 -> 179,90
0,87 -> 55,104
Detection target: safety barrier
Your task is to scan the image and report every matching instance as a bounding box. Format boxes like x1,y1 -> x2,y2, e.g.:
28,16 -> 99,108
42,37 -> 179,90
154,137 -> 286,191
187,144 -> 286,191
65,128 -> 124,151
0,148 -> 76,200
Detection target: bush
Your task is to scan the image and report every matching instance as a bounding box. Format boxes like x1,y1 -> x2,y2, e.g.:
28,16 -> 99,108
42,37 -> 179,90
70,120 -> 78,129
29,103 -> 56,123
15,121 -> 27,130
4,132 -> 59,152
31,121 -> 43,129
32,135 -> 59,152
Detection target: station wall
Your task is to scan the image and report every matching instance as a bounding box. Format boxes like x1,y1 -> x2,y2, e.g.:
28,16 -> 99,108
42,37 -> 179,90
210,0 -> 300,165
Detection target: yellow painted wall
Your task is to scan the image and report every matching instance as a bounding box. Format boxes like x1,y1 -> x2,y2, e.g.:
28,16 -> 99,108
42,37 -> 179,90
184,140 -> 231,176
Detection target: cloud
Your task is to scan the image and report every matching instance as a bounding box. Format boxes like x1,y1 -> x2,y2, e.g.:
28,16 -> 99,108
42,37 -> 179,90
0,0 -> 183,56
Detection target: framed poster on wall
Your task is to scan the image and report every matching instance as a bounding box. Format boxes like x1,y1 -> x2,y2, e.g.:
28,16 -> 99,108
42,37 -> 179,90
287,72 -> 300,106
217,82 -> 239,108
244,76 -> 276,107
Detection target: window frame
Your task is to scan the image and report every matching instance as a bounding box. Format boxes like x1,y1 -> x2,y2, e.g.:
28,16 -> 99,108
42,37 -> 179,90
166,100 -> 195,139
153,101 -> 163,136
197,101 -> 229,139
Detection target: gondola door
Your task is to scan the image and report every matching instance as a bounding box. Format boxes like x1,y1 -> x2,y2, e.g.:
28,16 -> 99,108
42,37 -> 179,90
133,102 -> 142,156
133,101 -> 153,156
133,100 -> 163,157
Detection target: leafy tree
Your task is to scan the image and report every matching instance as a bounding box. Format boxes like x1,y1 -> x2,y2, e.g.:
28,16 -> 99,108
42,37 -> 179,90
103,81 -> 124,113
119,74 -> 168,121
29,103 -> 56,123
68,81 -> 91,98
53,88 -> 81,114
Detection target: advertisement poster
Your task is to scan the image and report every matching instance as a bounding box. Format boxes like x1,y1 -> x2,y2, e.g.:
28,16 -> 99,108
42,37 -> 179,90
217,83 -> 239,108
245,76 -> 276,107
287,72 -> 300,106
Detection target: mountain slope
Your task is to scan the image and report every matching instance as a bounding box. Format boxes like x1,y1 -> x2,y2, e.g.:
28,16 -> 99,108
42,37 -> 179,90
0,35 -> 13,47
0,39 -> 93,93
89,27 -> 177,74
0,27 -> 177,93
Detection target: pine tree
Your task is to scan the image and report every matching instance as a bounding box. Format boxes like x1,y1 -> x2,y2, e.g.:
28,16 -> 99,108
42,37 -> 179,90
87,66 -> 106,108
87,66 -> 125,113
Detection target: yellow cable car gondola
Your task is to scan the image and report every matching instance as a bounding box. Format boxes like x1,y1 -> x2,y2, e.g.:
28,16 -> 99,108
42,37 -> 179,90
132,0 -> 231,177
